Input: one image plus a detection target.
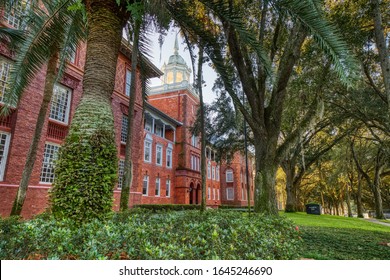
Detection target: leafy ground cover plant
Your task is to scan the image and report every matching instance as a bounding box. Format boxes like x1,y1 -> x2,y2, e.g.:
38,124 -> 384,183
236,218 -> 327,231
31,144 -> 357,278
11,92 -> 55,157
0,210 -> 301,260
284,212 -> 390,259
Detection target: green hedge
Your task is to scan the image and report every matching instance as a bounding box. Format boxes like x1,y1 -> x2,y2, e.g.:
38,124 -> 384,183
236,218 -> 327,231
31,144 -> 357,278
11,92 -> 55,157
134,204 -> 201,211
0,210 -> 302,260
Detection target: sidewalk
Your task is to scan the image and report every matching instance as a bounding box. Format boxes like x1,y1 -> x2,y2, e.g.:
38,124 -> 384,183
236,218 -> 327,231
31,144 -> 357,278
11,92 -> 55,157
365,218 -> 390,227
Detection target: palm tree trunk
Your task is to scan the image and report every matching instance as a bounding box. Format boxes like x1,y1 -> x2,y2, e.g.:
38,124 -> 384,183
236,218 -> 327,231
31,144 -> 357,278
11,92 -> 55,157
198,45 -> 206,212
50,0 -> 128,221
10,53 -> 58,216
120,19 -> 141,211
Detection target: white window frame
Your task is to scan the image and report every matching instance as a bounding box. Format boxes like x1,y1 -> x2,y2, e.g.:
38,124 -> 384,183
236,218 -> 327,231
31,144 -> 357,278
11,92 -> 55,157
144,135 -> 152,163
226,169 -> 233,182
142,175 -> 149,196
39,142 -> 60,184
207,162 -> 211,179
125,69 -> 131,96
156,144 -> 163,166
166,179 -> 171,197
144,118 -> 152,132
117,159 -> 125,189
0,57 -> 12,104
49,83 -> 72,124
216,166 -> 220,181
212,166 -> 215,180
208,187 -> 211,200
0,131 -> 11,181
3,0 -> 30,29
121,114 -> 128,143
226,187 -> 234,200
213,188 -> 216,200
155,177 -> 160,196
166,148 -> 172,168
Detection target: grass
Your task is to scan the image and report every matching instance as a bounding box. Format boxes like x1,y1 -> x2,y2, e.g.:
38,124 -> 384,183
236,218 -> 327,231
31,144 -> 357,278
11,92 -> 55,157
282,212 -> 390,260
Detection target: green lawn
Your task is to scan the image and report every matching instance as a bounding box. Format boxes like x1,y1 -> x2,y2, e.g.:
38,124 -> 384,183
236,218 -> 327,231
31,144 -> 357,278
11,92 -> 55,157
282,212 -> 390,260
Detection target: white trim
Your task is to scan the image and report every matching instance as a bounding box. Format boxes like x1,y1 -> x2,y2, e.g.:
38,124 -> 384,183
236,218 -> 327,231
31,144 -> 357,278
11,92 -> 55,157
39,142 -> 60,184
226,187 -> 234,200
0,131 -> 11,181
226,169 -> 234,182
155,177 -> 160,197
49,83 -> 72,125
166,179 -> 171,197
166,148 -> 173,168
156,144 -> 163,166
142,175 -> 149,196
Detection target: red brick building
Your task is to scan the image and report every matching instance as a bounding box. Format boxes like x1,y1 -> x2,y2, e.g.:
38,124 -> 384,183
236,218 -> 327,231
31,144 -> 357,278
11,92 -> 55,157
0,4 -> 251,218
148,38 -> 221,207
220,152 -> 255,207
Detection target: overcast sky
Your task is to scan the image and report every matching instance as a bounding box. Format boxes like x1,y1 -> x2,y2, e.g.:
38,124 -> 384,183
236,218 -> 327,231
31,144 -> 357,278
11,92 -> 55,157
148,28 -> 218,104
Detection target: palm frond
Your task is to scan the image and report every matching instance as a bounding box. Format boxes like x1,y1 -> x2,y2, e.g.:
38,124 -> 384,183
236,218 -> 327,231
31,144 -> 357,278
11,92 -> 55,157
1,0 -> 86,115
273,0 -> 360,86
197,0 -> 272,77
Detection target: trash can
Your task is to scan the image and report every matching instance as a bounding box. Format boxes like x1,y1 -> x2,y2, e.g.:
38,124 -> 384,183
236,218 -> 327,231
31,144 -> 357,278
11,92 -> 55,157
306,203 -> 321,215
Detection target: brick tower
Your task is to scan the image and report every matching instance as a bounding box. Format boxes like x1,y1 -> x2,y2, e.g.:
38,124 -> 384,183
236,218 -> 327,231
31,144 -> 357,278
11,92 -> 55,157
149,36 -> 221,206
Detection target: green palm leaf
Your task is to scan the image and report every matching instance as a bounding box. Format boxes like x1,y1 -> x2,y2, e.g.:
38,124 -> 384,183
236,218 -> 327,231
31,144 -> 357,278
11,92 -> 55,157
1,0 -> 86,115
273,0 -> 360,86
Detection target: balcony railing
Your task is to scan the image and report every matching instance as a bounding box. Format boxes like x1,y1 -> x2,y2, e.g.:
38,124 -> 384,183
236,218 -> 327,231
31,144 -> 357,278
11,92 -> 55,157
47,121 -> 68,141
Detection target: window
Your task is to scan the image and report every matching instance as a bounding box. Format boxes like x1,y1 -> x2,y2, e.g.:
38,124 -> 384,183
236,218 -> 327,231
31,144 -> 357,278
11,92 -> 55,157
242,185 -> 245,200
166,179 -> 170,197
142,175 -> 149,196
208,187 -> 210,200
226,187 -> 234,200
191,134 -> 197,147
0,58 -> 12,104
144,138 -> 152,162
40,143 -> 60,183
0,132 -> 11,181
117,159 -> 125,189
144,118 -> 152,132
217,189 -> 220,200
3,0 -> 30,29
212,166 -> 215,180
68,48 -> 76,64
216,166 -> 220,181
166,148 -> 172,168
207,162 -> 211,179
155,177 -> 160,196
125,69 -> 131,96
49,84 -> 71,124
213,188 -> 216,200
156,144 -> 162,165
155,124 -> 163,137
226,169 -> 233,182
121,114 -> 128,143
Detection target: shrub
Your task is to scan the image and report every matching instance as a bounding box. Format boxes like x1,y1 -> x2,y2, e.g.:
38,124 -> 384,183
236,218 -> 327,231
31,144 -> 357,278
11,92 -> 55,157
134,204 -> 201,211
49,99 -> 118,224
0,210 -> 302,260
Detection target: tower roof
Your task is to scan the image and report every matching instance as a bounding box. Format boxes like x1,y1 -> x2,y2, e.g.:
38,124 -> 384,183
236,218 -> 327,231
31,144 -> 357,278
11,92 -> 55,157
167,33 -> 187,66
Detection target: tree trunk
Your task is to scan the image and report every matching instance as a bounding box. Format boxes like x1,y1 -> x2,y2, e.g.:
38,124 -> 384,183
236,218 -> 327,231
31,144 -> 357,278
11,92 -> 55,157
198,45 -> 206,212
120,18 -> 141,211
50,0 -> 128,221
282,160 -> 296,212
254,140 -> 278,215
371,0 -> 390,109
10,53 -> 58,216
356,173 -> 364,218
345,184 -> 353,217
